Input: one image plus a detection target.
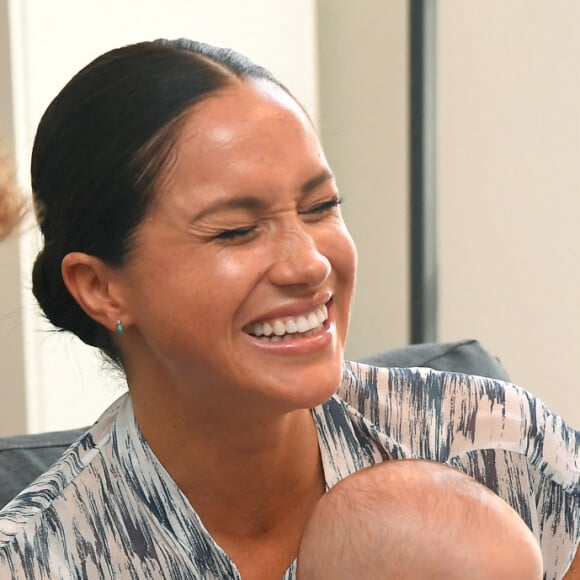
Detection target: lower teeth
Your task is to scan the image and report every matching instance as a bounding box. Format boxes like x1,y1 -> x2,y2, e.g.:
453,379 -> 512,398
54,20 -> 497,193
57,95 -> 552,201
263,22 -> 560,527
256,325 -> 322,341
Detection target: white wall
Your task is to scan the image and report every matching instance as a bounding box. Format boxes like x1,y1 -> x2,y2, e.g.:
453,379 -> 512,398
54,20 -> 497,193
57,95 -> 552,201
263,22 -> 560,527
1,0 -> 318,434
0,0 -> 27,436
438,0 -> 580,427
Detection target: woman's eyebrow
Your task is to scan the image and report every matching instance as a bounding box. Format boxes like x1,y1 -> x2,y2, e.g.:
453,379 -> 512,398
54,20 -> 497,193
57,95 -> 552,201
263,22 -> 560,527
191,197 -> 265,223
190,169 -> 335,223
301,169 -> 335,195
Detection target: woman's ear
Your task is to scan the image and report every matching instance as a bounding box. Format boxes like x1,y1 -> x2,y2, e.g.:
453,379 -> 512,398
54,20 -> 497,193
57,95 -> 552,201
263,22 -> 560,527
61,252 -> 131,333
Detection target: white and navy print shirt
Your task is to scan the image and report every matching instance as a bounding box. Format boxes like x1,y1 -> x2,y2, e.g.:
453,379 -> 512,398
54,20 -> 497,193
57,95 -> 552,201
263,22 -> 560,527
0,363 -> 578,579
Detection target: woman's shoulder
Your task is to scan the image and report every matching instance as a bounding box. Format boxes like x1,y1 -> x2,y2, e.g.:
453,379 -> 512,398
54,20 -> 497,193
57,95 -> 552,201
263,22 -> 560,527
331,361 -> 580,579
337,361 -> 580,492
0,395 -> 123,551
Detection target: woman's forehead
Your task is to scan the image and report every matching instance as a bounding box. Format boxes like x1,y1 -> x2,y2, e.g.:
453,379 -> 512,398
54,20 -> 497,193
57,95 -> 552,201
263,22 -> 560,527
176,79 -> 310,144
151,82 -> 328,215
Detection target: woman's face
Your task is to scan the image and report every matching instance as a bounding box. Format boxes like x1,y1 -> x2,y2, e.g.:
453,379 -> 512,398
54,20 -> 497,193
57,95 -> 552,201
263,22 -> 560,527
119,80 -> 357,413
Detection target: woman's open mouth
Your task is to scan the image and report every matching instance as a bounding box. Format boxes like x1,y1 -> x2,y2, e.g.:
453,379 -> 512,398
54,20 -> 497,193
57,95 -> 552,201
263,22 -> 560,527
243,303 -> 329,342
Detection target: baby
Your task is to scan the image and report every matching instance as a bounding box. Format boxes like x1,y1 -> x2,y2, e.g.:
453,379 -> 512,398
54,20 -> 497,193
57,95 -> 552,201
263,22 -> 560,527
297,459 -> 543,580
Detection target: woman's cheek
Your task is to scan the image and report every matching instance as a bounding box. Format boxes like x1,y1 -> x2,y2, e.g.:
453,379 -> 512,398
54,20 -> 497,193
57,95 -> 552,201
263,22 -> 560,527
217,247 -> 272,283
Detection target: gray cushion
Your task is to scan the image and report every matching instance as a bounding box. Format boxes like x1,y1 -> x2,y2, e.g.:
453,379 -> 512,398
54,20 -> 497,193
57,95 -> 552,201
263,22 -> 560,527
0,427 -> 86,508
0,339 -> 508,508
360,338 -> 510,381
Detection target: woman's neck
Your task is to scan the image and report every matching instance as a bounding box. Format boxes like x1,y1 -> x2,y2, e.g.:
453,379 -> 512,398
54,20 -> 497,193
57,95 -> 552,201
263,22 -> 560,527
125,354 -> 329,578
130,377 -> 326,538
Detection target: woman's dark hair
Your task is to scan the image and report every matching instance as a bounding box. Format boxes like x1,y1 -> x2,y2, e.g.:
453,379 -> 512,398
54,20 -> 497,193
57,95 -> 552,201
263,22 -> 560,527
31,38 -> 287,365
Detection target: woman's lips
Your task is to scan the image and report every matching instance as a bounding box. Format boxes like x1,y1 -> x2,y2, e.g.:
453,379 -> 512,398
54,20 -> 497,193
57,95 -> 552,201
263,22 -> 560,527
244,301 -> 335,353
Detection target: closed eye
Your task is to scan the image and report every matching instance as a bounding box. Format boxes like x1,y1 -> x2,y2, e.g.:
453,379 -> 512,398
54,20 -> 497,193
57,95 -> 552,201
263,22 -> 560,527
300,197 -> 343,215
214,226 -> 257,241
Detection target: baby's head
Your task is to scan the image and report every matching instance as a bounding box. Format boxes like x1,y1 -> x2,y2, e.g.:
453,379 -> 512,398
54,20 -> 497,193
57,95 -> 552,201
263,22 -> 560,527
297,459 -> 543,580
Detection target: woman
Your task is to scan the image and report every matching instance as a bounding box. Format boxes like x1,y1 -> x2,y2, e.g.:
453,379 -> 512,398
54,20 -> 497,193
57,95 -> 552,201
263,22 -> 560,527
0,39 -> 577,579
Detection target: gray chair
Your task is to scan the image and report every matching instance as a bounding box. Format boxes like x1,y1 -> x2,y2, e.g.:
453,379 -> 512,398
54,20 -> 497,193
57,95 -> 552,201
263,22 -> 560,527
0,339 -> 509,508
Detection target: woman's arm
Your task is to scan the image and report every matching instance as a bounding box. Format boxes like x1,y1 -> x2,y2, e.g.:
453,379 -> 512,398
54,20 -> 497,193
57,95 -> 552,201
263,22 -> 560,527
565,550 -> 580,579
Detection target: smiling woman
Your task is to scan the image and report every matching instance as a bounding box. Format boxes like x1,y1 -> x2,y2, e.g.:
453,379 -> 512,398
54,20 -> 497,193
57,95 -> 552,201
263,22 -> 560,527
0,39 -> 577,580
107,80 -> 355,418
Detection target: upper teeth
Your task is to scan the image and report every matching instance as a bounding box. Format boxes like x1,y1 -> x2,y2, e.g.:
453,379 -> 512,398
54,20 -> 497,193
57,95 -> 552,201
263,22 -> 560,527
246,304 -> 329,337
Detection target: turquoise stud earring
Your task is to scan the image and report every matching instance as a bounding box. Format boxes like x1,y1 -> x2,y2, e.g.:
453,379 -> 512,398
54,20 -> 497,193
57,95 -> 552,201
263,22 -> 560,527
116,320 -> 124,335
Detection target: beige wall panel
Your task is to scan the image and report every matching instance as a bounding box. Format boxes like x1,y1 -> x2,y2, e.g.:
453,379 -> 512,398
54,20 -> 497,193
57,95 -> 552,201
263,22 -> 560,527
318,0 -> 410,359
438,0 -> 580,426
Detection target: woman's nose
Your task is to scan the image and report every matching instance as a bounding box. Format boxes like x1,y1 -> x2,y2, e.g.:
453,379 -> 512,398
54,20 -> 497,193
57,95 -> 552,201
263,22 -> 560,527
267,226 -> 331,289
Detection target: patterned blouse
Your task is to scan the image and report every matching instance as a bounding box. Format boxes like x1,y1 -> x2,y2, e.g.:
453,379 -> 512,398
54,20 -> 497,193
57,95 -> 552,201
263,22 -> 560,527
0,363 -> 578,579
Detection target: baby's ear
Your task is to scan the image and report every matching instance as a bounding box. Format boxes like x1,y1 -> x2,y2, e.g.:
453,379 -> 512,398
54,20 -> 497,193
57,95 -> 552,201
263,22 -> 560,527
61,252 -> 132,332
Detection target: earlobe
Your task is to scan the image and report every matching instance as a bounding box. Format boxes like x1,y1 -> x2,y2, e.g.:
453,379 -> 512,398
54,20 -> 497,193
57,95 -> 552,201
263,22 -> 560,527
61,252 -> 130,333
